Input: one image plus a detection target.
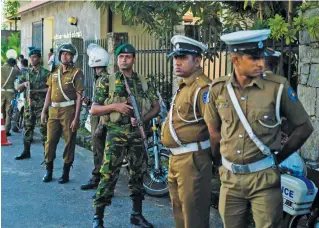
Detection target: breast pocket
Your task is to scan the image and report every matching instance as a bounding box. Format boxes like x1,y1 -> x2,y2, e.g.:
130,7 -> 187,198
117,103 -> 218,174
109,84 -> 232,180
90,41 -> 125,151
176,102 -> 192,121
218,108 -> 233,138
63,79 -> 74,90
250,109 -> 277,135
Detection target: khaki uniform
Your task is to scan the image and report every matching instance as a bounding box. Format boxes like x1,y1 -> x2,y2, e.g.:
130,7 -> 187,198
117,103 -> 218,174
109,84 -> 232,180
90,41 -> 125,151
44,65 -> 85,164
1,64 -> 20,132
161,70 -> 212,228
204,72 -> 310,228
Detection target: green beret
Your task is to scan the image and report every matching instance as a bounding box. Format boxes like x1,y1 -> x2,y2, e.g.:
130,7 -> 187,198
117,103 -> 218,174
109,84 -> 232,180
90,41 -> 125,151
28,48 -> 41,57
115,44 -> 136,56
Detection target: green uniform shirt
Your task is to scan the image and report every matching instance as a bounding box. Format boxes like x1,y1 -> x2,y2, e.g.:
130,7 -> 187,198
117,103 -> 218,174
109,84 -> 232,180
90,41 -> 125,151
93,71 -> 158,105
18,66 -> 50,103
204,72 -> 310,164
47,65 -> 85,102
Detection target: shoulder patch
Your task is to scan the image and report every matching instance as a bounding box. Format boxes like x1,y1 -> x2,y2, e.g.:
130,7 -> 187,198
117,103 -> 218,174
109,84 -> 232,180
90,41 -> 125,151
263,72 -> 287,84
195,74 -> 211,88
288,87 -> 298,102
202,91 -> 209,104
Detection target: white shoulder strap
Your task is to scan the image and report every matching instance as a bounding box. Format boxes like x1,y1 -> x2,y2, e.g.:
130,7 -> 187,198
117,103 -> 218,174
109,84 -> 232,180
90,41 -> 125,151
58,68 -> 71,101
168,90 -> 184,147
176,86 -> 204,123
71,69 -> 80,88
226,83 -> 271,156
2,67 -> 14,88
258,84 -> 284,128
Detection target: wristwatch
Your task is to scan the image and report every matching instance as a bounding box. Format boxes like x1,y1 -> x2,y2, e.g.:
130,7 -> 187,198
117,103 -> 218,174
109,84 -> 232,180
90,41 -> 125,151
97,124 -> 104,130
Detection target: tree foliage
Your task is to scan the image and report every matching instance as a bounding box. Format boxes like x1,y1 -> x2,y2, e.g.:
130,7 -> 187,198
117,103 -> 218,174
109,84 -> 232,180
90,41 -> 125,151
91,1 -> 319,44
2,0 -> 20,19
1,32 -> 20,64
91,1 -> 222,38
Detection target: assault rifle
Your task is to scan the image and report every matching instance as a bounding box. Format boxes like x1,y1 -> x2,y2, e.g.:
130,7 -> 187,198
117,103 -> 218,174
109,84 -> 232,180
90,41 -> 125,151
26,71 -> 32,112
123,76 -> 149,156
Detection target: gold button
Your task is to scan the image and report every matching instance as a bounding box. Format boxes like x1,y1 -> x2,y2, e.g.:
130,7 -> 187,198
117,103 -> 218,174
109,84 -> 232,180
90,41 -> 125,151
239,134 -> 243,138
196,77 -> 199,80
237,150 -> 241,154
241,96 -> 246,101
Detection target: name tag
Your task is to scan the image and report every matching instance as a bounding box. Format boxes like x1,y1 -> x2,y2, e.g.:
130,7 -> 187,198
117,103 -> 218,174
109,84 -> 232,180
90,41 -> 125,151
215,99 -> 228,109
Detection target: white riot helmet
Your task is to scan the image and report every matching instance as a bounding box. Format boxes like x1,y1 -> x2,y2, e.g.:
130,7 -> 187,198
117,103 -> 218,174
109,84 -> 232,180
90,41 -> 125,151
87,43 -> 109,68
279,152 -> 307,177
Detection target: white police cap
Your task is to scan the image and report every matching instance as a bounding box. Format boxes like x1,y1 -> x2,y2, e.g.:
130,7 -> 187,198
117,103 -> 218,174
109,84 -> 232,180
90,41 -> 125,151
221,29 -> 271,56
169,35 -> 208,57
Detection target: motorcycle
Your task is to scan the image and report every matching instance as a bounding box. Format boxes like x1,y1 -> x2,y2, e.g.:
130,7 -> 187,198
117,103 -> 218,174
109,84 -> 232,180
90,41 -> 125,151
142,117 -> 170,197
280,152 -> 319,228
11,92 -> 25,132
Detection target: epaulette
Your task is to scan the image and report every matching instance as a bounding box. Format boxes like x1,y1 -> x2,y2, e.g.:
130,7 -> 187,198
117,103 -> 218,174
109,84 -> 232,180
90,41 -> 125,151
211,75 -> 229,86
195,74 -> 211,88
263,71 -> 287,84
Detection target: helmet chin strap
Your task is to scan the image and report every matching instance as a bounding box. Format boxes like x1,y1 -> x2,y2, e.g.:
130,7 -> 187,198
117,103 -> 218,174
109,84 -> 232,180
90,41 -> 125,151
62,61 -> 73,66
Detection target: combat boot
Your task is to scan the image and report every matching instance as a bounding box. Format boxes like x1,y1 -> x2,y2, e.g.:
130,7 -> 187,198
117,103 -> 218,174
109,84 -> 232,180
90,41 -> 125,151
81,176 -> 100,190
58,163 -> 72,184
43,162 -> 53,182
130,200 -> 154,228
93,207 -> 104,228
15,142 -> 31,160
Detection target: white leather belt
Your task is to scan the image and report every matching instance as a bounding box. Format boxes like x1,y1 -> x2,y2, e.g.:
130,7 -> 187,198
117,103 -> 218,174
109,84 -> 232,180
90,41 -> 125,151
51,100 -> 75,108
169,139 -> 210,155
1,89 -> 14,92
222,155 -> 276,174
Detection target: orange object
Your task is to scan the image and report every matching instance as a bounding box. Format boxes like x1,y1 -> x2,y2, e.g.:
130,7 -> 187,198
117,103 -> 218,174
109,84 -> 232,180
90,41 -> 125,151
1,113 -> 12,146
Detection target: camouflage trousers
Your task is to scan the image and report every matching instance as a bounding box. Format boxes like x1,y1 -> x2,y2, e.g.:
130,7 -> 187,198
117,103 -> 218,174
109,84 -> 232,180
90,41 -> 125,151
94,123 -> 147,208
91,115 -> 107,181
24,104 -> 47,146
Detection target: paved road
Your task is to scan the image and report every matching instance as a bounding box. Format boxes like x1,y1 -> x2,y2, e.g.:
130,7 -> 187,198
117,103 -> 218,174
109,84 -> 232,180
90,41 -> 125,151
1,129 -> 223,228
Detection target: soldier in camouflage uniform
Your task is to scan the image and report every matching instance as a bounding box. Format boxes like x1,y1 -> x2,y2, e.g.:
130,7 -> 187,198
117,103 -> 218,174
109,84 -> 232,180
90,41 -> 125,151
91,44 -> 160,228
81,44 -> 109,190
15,48 -> 50,160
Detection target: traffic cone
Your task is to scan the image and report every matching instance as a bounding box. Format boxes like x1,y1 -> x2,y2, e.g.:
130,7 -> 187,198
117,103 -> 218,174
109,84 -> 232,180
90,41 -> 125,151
1,113 -> 12,146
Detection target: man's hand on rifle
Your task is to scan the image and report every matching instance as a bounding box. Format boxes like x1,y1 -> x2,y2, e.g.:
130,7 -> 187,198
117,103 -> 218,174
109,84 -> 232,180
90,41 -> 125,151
114,102 -> 133,116
24,81 -> 29,88
131,117 -> 137,127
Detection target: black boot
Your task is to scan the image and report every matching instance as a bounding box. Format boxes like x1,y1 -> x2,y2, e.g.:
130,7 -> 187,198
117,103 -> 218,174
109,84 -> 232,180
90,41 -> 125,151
130,200 -> 154,228
93,207 -> 104,228
15,142 -> 31,160
81,176 -> 100,190
58,163 -> 72,184
43,162 -> 53,182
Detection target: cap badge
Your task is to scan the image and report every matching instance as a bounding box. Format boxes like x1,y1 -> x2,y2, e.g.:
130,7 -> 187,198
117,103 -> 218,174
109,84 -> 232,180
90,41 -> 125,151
258,41 -> 263,49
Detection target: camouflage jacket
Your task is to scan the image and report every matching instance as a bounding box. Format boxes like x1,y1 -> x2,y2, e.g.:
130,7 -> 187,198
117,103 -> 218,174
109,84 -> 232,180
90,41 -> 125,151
19,66 -> 50,107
